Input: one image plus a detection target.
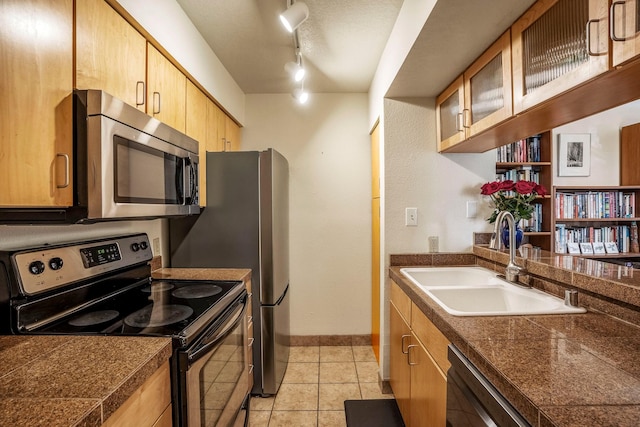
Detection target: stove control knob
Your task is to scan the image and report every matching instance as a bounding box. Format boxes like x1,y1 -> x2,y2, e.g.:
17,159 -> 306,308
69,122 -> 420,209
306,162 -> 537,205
28,260 -> 45,275
140,241 -> 148,250
49,257 -> 64,271
131,242 -> 140,252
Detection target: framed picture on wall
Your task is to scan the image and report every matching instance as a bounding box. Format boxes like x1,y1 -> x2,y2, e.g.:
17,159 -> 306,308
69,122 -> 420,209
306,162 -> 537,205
558,133 -> 591,176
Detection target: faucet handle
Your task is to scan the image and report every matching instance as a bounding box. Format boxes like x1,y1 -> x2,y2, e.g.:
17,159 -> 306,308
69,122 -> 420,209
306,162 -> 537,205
505,264 -> 526,283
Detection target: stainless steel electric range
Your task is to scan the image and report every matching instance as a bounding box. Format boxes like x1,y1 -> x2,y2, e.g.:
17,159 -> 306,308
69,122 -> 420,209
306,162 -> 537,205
0,233 -> 250,427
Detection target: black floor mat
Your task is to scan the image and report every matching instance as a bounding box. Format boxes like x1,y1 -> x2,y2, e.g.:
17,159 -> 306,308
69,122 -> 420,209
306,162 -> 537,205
344,399 -> 405,427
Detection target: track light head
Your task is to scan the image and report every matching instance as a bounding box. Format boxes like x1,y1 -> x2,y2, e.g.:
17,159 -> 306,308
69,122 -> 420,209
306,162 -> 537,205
284,61 -> 305,82
280,2 -> 309,33
292,87 -> 309,104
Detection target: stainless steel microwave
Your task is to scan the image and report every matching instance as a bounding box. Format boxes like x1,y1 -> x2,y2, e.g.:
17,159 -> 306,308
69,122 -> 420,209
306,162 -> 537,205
77,90 -> 200,221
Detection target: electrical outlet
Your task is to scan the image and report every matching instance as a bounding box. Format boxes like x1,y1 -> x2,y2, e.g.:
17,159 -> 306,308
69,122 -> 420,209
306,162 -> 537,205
405,207 -> 418,226
153,237 -> 161,255
428,236 -> 439,253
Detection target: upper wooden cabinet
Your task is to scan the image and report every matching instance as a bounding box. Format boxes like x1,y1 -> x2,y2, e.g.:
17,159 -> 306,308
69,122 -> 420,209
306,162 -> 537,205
611,0 -> 640,66
464,31 -> 512,137
436,76 -> 466,152
207,101 -> 225,152
224,116 -> 242,151
437,31 -> 511,152
0,0 -> 74,207
511,0 -> 609,114
186,80 -> 208,206
76,0 -> 146,111
147,43 -> 187,132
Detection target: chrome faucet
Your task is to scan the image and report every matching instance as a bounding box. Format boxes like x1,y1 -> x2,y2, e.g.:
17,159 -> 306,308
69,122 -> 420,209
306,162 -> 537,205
489,211 -> 527,284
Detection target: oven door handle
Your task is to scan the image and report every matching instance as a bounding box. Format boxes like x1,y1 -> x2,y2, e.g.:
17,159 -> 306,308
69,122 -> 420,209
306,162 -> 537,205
188,295 -> 247,364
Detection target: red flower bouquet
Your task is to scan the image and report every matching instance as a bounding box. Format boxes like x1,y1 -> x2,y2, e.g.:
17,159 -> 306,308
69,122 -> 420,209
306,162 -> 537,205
480,180 -> 547,223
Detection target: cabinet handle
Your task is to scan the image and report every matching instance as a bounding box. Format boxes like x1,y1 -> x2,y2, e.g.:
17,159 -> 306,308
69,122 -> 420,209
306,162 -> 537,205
456,112 -> 464,132
407,344 -> 418,366
462,108 -> 470,128
586,19 -> 606,56
136,81 -> 145,106
248,338 -> 254,347
249,364 -> 254,374
610,1 -> 627,42
153,91 -> 161,114
56,153 -> 69,189
401,334 -> 411,354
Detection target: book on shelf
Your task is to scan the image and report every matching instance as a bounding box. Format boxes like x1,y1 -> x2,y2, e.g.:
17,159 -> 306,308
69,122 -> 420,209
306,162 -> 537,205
580,242 -> 594,254
555,224 -> 631,254
495,169 -> 541,184
605,241 -> 619,254
496,135 -> 541,163
592,242 -> 606,254
567,242 -> 580,254
555,190 -> 636,219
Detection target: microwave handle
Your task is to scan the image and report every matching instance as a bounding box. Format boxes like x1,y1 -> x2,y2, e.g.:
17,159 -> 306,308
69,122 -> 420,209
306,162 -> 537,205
182,157 -> 198,205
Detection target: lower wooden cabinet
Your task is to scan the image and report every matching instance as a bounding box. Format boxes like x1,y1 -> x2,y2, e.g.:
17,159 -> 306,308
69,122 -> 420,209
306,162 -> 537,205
390,302 -> 411,418
102,361 -> 172,427
390,281 -> 449,427
408,336 -> 447,427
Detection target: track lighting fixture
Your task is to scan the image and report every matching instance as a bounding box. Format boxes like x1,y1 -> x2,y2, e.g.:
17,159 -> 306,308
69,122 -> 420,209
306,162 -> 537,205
293,87 -> 309,104
284,52 -> 305,82
279,1 -> 309,33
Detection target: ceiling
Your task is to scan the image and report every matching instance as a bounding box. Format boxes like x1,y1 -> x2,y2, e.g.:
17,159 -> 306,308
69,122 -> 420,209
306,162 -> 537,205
176,0 -> 537,98
176,0 -> 403,94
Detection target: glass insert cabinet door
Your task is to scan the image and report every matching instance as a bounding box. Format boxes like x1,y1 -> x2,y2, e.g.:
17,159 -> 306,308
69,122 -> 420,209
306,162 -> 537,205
436,75 -> 466,152
610,0 -> 640,66
463,30 -> 512,138
512,0 -> 609,114
436,30 -> 512,153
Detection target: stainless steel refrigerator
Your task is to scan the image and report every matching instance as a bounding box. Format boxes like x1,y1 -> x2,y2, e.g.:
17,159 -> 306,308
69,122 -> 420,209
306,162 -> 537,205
169,148 -> 290,396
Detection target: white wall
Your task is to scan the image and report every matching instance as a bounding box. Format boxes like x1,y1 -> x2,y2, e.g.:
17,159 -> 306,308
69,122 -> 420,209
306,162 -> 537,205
379,97 -> 495,376
368,0 -> 436,128
116,0 -> 245,123
553,99 -> 640,187
242,94 -> 371,336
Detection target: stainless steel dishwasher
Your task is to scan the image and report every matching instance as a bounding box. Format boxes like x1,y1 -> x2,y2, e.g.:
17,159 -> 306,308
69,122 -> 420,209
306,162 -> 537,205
446,345 -> 530,427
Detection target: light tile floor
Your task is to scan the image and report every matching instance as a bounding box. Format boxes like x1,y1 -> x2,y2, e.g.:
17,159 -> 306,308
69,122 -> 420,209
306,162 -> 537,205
249,345 -> 394,427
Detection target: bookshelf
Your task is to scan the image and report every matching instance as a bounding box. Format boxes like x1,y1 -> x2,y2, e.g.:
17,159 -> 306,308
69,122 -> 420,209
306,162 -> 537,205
553,186 -> 640,258
495,132 -> 552,251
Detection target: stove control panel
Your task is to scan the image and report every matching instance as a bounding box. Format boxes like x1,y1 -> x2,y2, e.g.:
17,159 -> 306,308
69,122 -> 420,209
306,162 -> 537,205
12,234 -> 153,296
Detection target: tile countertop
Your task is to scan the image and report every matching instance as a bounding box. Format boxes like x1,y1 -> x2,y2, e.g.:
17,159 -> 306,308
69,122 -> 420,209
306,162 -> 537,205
0,335 -> 171,427
389,246 -> 640,427
0,268 -> 251,427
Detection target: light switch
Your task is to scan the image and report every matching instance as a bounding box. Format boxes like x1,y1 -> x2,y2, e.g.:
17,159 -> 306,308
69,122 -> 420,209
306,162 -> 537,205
405,207 -> 418,226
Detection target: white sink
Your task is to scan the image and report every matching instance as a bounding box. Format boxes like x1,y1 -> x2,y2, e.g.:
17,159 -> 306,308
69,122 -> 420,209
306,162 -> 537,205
400,267 -> 586,317
400,266 -> 504,288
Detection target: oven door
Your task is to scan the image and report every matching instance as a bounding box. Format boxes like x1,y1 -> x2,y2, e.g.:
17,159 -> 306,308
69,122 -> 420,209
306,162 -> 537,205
175,292 -> 250,427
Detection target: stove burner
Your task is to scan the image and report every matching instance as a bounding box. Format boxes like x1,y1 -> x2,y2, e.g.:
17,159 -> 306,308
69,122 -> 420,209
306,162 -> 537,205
172,284 -> 223,299
124,304 -> 194,328
141,282 -> 175,292
68,310 -> 120,327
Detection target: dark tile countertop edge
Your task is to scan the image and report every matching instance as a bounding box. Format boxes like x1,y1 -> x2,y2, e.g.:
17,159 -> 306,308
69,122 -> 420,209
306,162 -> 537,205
389,249 -> 640,427
0,268 -> 252,427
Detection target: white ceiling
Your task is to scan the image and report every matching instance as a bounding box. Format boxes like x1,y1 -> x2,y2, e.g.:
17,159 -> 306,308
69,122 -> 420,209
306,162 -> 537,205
176,0 -> 537,98
176,0 -> 403,94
